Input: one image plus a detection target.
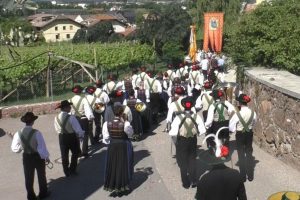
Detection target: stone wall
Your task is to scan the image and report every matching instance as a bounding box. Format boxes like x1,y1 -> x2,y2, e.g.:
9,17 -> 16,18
0,101 -> 60,119
243,70 -> 300,170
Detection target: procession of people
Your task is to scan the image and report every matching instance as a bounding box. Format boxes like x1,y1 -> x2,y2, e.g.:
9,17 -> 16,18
11,50 -> 258,200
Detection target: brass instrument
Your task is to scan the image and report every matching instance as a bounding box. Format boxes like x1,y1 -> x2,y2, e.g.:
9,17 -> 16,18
135,102 -> 146,112
215,82 -> 240,104
94,102 -> 105,113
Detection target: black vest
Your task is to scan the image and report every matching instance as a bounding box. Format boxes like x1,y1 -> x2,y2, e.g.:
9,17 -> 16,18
107,118 -> 127,139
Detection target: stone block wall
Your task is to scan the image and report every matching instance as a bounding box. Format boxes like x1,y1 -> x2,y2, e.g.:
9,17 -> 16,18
243,75 -> 300,170
0,101 -> 60,119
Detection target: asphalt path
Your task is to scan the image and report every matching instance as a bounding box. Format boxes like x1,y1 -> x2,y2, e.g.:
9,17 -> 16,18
1,114 -> 300,200
1,70 -> 300,200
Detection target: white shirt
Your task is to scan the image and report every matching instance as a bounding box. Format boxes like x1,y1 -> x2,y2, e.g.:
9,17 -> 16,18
94,88 -> 110,104
11,126 -> 50,159
103,81 -> 123,94
176,68 -> 188,78
200,59 -> 209,70
69,95 -> 94,120
166,96 -> 185,123
144,78 -> 162,100
195,90 -> 213,111
205,100 -> 235,128
229,106 -> 257,133
169,112 -> 206,136
54,111 -> 85,138
102,120 -> 134,144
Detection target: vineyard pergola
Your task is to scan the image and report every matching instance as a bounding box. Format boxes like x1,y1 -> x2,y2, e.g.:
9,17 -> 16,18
0,42 -> 156,105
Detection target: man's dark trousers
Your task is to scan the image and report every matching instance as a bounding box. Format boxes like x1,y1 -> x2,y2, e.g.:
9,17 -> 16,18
59,133 -> 80,176
23,153 -> 47,200
236,130 -> 254,181
176,135 -> 197,187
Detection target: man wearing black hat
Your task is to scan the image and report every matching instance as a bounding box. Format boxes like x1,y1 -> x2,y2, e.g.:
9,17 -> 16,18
69,85 -> 94,158
169,97 -> 206,189
195,81 -> 214,122
54,100 -> 85,177
165,86 -> 186,132
205,89 -> 234,148
229,94 -> 257,182
195,148 -> 247,200
93,81 -> 110,142
11,112 -> 50,200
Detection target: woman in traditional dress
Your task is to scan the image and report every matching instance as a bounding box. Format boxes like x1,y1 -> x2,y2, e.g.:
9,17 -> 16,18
102,102 -> 134,194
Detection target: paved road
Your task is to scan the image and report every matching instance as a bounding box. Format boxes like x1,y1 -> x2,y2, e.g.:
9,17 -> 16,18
1,71 -> 299,200
1,114 -> 300,200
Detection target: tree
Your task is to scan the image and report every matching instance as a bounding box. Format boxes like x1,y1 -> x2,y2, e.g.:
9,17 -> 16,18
137,4 -> 192,56
73,21 -> 114,44
72,29 -> 87,43
86,21 -> 114,43
162,41 -> 185,66
224,0 -> 300,74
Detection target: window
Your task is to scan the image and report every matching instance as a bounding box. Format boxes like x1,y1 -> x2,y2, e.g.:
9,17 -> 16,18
56,34 -> 60,40
55,26 -> 58,31
66,34 -> 70,39
70,25 -> 73,30
63,26 -> 66,30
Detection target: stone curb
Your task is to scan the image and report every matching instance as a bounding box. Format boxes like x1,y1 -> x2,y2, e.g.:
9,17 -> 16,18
245,68 -> 300,99
0,101 -> 60,119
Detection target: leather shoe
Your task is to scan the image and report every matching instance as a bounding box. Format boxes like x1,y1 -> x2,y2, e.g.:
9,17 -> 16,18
38,191 -> 51,199
247,176 -> 253,182
190,182 -> 197,188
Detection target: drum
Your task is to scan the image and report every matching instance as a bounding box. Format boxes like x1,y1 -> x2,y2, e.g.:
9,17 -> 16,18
215,82 -> 240,104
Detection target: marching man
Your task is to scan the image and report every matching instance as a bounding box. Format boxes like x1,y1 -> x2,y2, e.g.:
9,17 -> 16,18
169,97 -> 206,189
11,112 -> 50,200
229,94 -> 257,182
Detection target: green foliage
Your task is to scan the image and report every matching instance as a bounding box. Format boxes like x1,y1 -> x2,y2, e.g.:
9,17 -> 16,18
224,0 -> 300,74
137,4 -> 192,56
189,0 -> 242,40
72,29 -> 87,43
162,41 -> 185,66
0,16 -> 32,35
0,42 -> 156,85
73,22 -> 117,43
86,22 -> 114,43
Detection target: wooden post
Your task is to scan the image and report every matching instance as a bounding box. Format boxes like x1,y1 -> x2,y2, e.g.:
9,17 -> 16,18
45,53 -> 51,98
94,48 -> 98,80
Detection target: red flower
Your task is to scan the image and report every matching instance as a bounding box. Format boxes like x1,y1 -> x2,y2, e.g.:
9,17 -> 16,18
116,90 -> 123,97
175,87 -> 184,95
204,82 -> 211,89
185,102 -> 192,108
220,145 -> 229,157
243,95 -> 251,103
218,90 -> 224,97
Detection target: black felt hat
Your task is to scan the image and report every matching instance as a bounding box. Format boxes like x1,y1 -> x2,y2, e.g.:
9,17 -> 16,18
21,112 -> 38,123
181,96 -> 194,110
237,94 -> 251,104
197,148 -> 231,166
55,100 -> 73,109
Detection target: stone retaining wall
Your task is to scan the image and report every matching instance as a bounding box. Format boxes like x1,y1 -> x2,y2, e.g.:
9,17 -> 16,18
0,101 -> 60,119
243,70 -> 300,170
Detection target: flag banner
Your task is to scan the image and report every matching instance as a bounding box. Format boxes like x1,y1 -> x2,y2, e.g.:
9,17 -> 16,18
189,25 -> 197,63
203,12 -> 224,52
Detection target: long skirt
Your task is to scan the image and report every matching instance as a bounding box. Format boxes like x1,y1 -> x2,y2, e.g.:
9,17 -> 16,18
104,139 -> 133,192
130,108 -> 143,137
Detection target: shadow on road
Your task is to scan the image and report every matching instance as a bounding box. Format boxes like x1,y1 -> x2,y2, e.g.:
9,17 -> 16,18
0,128 -> 6,138
47,149 -> 106,200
